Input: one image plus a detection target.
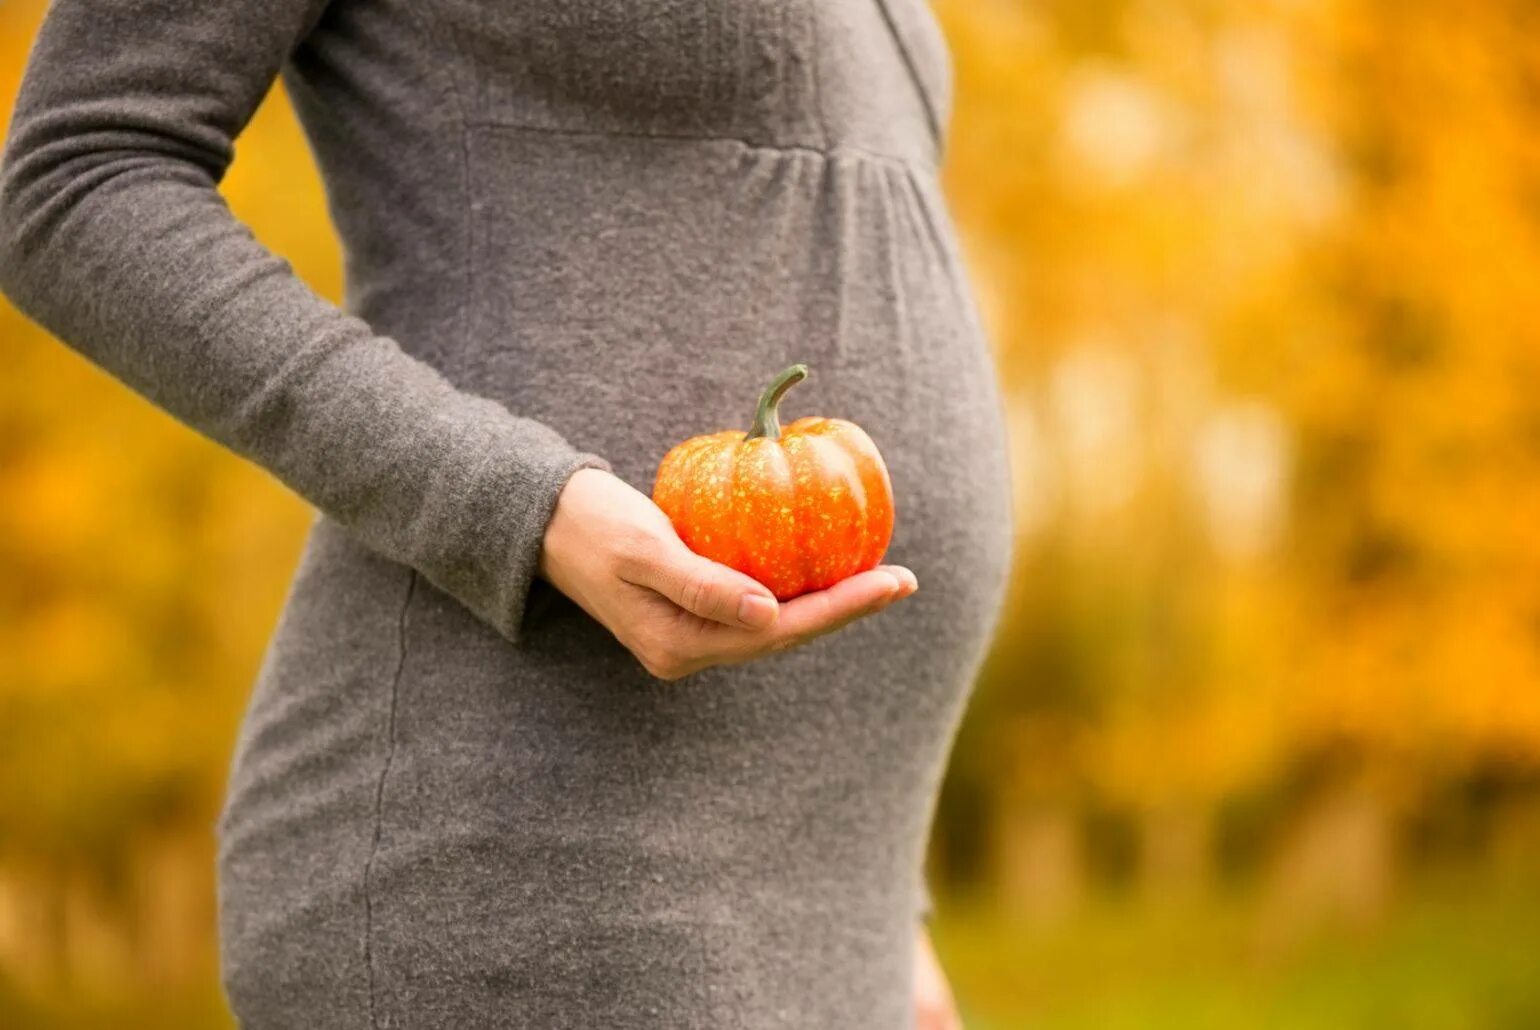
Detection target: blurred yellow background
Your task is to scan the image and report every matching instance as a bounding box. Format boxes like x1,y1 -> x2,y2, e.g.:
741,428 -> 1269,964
4,0 -> 1540,1026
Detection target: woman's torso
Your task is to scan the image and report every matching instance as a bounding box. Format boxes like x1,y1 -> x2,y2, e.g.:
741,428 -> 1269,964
217,1 -> 1013,1026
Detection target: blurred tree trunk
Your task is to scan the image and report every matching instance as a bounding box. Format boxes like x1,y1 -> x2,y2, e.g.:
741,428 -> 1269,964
1256,775 -> 1395,957
1139,802 -> 1213,905
997,801 -> 1084,925
135,829 -> 213,984
0,863 -> 68,987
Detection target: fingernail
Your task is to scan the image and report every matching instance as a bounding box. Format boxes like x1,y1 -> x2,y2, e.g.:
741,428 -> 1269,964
738,593 -> 778,629
894,568 -> 919,593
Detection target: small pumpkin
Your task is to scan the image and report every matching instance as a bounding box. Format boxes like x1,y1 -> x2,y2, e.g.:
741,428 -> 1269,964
652,364 -> 895,601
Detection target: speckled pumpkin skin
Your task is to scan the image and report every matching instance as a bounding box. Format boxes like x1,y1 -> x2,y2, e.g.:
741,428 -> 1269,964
652,417 -> 895,600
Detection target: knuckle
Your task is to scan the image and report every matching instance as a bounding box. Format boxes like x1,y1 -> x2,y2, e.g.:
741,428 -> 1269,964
636,634 -> 690,681
679,574 -> 714,615
613,526 -> 666,577
646,654 -> 688,681
637,651 -> 671,679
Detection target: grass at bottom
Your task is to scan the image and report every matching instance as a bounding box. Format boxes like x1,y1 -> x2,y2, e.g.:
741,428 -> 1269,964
933,873 -> 1540,1030
5,873 -> 1538,1028
0,976 -> 233,1030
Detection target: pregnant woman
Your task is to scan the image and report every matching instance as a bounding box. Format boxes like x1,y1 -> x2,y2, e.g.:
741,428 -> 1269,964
0,0 -> 1011,1026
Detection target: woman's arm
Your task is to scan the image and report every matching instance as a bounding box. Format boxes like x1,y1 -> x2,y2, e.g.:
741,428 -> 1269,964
0,0 -> 919,667
0,0 -> 605,643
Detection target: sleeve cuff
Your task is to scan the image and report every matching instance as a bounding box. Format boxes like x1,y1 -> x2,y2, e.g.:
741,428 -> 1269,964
495,447 -> 611,644
391,392 -> 613,647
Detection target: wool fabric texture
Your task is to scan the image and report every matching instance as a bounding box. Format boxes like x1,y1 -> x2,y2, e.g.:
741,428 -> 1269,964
0,0 -> 1013,1026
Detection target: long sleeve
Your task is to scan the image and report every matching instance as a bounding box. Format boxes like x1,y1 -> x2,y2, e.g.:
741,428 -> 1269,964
0,0 -> 609,644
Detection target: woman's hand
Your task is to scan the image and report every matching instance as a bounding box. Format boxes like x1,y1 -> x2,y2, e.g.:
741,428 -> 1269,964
538,468 -> 918,680
915,926 -> 963,1030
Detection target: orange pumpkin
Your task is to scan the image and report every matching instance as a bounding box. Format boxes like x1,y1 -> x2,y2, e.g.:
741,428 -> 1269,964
652,364 -> 895,601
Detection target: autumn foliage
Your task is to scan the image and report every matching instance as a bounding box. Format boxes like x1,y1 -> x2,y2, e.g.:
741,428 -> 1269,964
3,0 -> 1540,1024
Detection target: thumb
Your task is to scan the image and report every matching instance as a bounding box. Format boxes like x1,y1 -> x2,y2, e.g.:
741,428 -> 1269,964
642,539 -> 780,630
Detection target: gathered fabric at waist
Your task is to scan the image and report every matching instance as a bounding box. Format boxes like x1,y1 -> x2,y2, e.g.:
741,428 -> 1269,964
339,126 -> 985,493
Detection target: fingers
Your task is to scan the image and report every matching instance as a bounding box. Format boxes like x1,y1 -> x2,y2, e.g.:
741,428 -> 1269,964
624,558 -> 918,680
671,565 -> 919,671
623,535 -> 780,630
767,566 -> 916,647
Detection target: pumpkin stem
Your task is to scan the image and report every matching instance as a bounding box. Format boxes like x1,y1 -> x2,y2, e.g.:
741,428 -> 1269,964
746,364 -> 809,441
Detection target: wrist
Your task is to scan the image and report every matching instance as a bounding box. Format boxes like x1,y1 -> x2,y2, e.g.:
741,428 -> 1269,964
538,465 -> 608,584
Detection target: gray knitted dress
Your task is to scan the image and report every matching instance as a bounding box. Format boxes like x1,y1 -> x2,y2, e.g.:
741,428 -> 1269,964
0,0 -> 1012,1026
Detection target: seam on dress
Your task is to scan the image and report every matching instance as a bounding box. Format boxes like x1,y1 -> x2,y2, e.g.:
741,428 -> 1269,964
806,0 -> 831,149
870,0 -> 945,148
362,568 -> 417,1030
465,119 -> 921,171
